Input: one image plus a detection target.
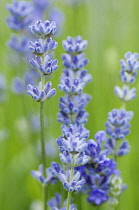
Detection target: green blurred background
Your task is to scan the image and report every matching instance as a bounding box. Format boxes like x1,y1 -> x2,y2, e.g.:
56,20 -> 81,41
0,0 -> 139,209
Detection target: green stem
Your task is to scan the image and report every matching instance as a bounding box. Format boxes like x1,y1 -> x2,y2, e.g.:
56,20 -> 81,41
66,190 -> 72,210
66,166 -> 74,210
121,100 -> 126,110
40,73 -> 47,210
41,74 -> 45,89
40,101 -> 46,176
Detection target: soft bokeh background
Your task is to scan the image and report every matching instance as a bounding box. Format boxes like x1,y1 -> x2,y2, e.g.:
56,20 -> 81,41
0,0 -> 139,209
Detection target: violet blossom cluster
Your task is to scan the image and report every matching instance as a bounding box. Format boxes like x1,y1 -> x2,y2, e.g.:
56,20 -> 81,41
27,20 -> 58,101
28,18 -> 59,197
105,52 -> 139,159
56,36 -> 92,193
105,109 -> 133,157
76,130 -> 122,206
6,0 -> 64,95
58,36 -> 91,125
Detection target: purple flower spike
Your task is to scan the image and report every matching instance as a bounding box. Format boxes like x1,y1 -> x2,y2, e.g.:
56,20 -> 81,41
30,20 -> 57,38
115,51 -> 139,102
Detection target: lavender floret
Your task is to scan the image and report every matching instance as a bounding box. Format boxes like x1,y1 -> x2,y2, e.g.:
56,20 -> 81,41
29,55 -> 58,75
29,38 -> 58,56
27,81 -> 56,102
105,109 -> 133,139
114,85 -> 136,101
87,189 -> 108,205
62,36 -> 88,55
120,51 -> 139,72
62,53 -> 88,70
31,162 -> 61,185
58,169 -> 85,192
30,20 -> 57,39
117,140 -> 130,156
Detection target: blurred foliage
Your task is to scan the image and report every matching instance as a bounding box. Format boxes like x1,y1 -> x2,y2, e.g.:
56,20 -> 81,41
0,0 -> 139,209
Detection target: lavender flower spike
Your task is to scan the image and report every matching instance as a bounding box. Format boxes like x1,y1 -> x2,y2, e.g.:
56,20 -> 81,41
27,81 -> 56,102
58,35 -> 90,210
114,52 -> 139,102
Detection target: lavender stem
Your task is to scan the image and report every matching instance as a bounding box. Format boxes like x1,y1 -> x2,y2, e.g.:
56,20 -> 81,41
40,74 -> 47,210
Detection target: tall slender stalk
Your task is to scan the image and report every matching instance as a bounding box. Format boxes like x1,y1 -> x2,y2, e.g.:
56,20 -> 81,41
40,74 -> 47,210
